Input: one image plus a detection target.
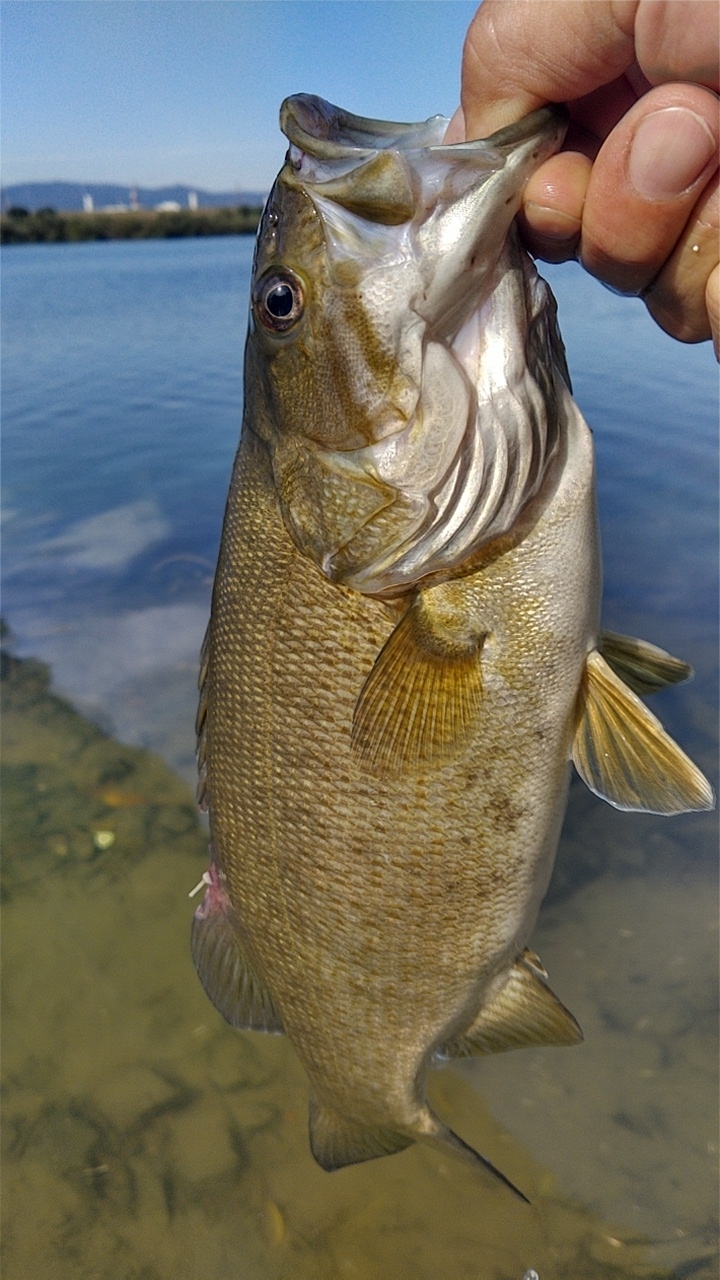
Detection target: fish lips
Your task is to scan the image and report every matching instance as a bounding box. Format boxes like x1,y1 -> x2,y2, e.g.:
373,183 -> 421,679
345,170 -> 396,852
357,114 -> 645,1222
277,94 -> 567,334
278,93 -> 568,219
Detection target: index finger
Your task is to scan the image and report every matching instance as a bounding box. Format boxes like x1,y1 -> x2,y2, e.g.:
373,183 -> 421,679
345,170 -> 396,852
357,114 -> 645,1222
461,0 -> 638,137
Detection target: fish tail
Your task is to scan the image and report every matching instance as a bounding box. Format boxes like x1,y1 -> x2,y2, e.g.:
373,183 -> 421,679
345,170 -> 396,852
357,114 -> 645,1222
308,1095 -> 412,1169
309,1094 -> 529,1201
421,1117 -> 530,1203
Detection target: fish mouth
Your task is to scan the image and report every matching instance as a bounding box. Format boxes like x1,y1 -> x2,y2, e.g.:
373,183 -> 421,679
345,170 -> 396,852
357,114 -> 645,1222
271,96 -> 569,596
278,95 -> 567,229
280,95 -> 450,160
280,93 -> 567,165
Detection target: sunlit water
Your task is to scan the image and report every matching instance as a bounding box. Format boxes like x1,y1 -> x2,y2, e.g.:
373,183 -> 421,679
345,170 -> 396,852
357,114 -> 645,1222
2,236 -> 718,1278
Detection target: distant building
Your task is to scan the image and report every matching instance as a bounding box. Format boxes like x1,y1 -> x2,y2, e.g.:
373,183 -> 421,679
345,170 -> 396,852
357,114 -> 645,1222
188,191 -> 198,210
129,187 -> 139,211
82,194 -> 94,212
155,200 -> 181,212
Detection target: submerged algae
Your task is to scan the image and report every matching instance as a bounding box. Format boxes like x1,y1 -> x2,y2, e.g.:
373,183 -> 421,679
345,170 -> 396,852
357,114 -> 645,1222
0,645 -> 715,1279
1,644 -> 203,898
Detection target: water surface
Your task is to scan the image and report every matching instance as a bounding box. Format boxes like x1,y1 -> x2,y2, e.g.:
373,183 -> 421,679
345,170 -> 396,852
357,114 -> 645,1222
2,236 -> 717,1278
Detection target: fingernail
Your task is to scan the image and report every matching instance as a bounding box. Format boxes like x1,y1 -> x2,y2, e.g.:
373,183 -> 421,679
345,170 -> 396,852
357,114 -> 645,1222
628,107 -> 717,201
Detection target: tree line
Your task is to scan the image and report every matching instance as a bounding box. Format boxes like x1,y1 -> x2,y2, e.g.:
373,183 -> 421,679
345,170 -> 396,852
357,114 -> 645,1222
1,205 -> 262,244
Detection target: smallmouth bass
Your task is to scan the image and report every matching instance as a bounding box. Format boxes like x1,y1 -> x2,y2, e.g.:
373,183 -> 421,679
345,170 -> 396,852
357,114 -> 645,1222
192,96 -> 713,1198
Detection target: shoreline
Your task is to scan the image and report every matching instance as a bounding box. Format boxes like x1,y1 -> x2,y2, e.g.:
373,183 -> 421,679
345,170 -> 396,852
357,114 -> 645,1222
1,205 -> 262,244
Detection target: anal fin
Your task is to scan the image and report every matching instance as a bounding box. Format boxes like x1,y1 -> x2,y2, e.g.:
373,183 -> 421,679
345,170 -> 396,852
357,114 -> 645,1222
442,950 -> 582,1058
190,859 -> 283,1032
573,650 -> 714,814
600,629 -> 693,695
351,590 -> 485,774
308,1096 -> 412,1170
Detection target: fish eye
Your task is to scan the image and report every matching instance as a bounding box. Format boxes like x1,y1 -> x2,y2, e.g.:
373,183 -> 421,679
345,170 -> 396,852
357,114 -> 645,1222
253,269 -> 304,334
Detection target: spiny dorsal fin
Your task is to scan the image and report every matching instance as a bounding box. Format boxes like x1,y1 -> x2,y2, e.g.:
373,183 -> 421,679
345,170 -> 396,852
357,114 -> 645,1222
600,630 -> 692,696
351,593 -> 485,775
573,650 -> 714,814
442,950 -> 582,1058
191,866 -> 283,1032
196,624 -> 210,810
308,1096 -> 412,1170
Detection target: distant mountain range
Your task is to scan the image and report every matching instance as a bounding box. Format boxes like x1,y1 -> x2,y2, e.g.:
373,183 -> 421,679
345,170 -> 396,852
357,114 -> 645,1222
2,182 -> 267,213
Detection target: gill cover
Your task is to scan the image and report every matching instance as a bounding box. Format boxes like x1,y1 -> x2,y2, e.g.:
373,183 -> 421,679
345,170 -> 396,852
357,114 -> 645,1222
247,95 -> 569,596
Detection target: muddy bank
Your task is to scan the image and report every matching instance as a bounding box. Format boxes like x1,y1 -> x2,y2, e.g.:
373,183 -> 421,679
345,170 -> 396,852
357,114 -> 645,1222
1,649 -> 716,1278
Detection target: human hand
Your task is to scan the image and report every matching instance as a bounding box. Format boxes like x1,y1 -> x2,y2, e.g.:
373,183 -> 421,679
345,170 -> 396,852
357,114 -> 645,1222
446,0 -> 719,356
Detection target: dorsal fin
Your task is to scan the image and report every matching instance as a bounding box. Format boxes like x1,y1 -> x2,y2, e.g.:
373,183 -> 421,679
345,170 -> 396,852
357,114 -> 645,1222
351,592 -> 485,775
600,630 -> 693,695
442,950 -> 582,1058
573,650 -> 714,814
196,624 -> 210,811
190,863 -> 283,1033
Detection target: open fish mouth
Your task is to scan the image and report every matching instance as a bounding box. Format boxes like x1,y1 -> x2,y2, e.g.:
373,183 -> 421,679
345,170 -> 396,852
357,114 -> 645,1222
280,92 -> 566,167
271,96 -> 571,596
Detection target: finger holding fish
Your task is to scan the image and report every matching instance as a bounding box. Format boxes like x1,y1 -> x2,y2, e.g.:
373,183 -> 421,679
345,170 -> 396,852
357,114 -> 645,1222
454,0 -> 720,351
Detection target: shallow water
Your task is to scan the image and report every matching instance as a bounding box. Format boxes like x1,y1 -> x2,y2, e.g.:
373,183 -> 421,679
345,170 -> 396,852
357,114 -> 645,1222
1,237 -> 718,1278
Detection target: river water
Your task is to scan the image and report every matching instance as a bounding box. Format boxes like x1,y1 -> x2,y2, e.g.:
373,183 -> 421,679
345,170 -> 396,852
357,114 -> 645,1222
1,235 -> 718,1278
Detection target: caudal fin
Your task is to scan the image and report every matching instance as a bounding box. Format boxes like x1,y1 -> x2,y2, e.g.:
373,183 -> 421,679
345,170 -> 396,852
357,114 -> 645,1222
308,1095 -> 412,1169
309,1094 -> 528,1202
423,1121 -> 530,1203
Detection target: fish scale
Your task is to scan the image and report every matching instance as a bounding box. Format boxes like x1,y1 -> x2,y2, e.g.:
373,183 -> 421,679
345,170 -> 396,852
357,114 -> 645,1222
192,96 -> 713,1198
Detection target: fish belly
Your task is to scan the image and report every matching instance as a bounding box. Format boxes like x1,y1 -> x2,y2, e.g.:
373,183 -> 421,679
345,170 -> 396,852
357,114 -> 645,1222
204,391 -> 599,1129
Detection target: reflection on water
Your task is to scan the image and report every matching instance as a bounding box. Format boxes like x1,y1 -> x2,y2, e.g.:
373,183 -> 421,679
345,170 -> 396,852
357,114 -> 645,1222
1,238 -> 717,1278
2,646 -> 716,1280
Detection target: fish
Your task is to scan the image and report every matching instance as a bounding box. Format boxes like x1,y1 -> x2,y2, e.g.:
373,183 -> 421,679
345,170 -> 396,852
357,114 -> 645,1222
191,95 -> 714,1198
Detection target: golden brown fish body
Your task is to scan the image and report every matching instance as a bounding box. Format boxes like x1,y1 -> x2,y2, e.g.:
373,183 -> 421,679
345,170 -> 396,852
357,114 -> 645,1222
193,98 -> 713,1192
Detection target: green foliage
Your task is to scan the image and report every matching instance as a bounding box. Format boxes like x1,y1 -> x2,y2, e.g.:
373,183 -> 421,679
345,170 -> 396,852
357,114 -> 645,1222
0,205 -> 262,244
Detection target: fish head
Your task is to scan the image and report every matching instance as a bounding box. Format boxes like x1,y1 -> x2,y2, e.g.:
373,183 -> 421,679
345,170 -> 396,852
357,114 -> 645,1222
246,94 -> 568,594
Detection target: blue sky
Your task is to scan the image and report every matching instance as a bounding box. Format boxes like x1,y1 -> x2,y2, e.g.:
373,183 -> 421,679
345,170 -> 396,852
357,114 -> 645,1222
2,1 -> 480,192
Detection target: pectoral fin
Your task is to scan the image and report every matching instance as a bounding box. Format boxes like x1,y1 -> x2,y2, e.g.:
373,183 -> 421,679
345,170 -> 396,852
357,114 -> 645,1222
442,950 -> 582,1058
351,592 -> 485,774
600,629 -> 692,695
191,864 -> 283,1032
573,650 -> 714,814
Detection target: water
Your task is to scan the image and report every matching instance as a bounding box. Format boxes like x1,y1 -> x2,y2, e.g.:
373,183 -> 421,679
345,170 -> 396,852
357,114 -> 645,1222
2,237 -> 253,780
2,237 -> 718,1278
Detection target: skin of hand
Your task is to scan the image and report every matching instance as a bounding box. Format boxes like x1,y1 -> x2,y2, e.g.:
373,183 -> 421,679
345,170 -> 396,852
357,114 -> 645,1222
446,0 -> 719,356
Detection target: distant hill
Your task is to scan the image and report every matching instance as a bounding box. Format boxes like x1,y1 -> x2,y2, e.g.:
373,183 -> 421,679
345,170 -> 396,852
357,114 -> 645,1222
1,182 -> 267,213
